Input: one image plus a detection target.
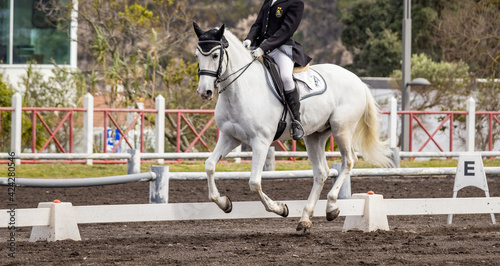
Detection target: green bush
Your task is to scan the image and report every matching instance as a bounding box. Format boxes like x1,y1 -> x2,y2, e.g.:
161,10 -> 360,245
0,74 -> 14,152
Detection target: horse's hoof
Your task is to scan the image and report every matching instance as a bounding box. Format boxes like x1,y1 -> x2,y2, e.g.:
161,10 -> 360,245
280,203 -> 289,218
326,208 -> 340,221
223,196 -> 232,213
296,221 -> 312,232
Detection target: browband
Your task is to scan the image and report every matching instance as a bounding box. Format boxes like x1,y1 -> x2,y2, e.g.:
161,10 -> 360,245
196,45 -> 221,56
197,38 -> 229,53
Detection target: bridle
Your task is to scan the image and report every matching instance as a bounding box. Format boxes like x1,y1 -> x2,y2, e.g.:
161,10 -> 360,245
197,40 -> 228,82
197,39 -> 256,93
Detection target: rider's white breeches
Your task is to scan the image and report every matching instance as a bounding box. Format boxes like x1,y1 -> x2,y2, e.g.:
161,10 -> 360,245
268,45 -> 295,92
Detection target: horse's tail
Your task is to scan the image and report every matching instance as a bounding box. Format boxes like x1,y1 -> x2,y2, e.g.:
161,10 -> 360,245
353,85 -> 394,168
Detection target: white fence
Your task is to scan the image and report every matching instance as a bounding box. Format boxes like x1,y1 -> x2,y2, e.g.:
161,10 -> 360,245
2,194 -> 499,242
1,165 -> 500,241
3,93 -> 499,165
2,149 -> 500,174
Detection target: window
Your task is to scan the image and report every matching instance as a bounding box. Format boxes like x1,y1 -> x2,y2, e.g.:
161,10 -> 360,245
0,0 -> 9,64
1,0 -> 71,65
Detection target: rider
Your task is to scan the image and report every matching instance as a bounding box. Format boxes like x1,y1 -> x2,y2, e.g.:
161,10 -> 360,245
244,0 -> 312,141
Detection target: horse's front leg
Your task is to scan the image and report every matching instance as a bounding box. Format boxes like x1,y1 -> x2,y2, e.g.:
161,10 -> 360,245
248,142 -> 289,217
206,132 -> 241,213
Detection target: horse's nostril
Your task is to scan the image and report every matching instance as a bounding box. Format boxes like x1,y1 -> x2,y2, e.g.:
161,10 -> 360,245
206,90 -> 213,98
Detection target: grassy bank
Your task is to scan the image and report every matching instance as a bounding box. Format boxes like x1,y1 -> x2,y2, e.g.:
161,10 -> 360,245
6,158 -> 500,179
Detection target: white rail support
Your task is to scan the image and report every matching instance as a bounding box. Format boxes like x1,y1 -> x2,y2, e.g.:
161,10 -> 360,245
29,202 -> 81,242
83,93 -> 94,165
127,149 -> 141,175
391,147 -> 401,168
11,93 -> 22,165
233,145 -> 242,164
332,163 -> 351,199
150,166 -> 169,204
155,95 -> 165,164
264,146 -> 275,171
389,96 -> 398,148
466,97 -> 475,152
343,193 -> 389,232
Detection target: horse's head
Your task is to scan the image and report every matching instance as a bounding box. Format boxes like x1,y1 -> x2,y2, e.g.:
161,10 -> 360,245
193,22 -> 229,100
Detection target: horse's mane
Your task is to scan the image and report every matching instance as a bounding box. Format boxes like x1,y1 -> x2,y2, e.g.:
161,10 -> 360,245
222,28 -> 253,60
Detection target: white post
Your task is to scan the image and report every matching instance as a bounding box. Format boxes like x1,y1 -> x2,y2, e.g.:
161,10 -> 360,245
389,97 -> 398,148
263,146 -> 275,171
11,93 -> 22,165
69,0 -> 78,69
150,165 -> 169,204
83,93 -> 94,165
155,95 -> 165,164
466,97 -> 475,152
233,145 -> 242,164
127,149 -> 141,175
400,0 -> 412,152
332,163 -> 351,199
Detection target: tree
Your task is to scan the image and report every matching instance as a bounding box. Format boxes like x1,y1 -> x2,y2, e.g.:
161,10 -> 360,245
339,0 -> 446,76
431,0 -> 500,150
37,0 -> 216,152
391,53 -> 500,151
434,0 -> 499,79
0,73 -> 48,152
0,75 -> 13,152
391,53 -> 470,110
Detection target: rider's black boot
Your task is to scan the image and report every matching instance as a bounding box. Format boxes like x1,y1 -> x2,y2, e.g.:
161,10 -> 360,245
284,87 -> 304,140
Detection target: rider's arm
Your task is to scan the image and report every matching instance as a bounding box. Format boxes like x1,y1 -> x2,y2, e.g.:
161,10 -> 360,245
245,0 -> 269,46
259,0 -> 304,54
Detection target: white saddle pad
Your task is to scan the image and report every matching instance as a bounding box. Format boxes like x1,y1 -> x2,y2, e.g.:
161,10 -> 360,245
293,69 -> 327,99
262,62 -> 327,101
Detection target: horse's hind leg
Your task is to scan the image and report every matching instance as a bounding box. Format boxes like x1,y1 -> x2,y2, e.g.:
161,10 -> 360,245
326,126 -> 356,221
297,131 -> 331,232
206,132 -> 241,213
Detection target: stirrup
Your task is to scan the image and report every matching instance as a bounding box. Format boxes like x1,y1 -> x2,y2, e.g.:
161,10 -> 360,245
291,120 -> 304,140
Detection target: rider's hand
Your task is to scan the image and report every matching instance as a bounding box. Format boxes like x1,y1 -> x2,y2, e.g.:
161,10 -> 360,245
251,48 -> 264,59
243,39 -> 251,49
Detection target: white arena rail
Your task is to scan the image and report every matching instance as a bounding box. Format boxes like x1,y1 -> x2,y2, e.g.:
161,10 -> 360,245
1,163 -> 500,242
3,167 -> 500,185
1,195 -> 498,242
0,172 -> 156,187
1,150 -> 500,161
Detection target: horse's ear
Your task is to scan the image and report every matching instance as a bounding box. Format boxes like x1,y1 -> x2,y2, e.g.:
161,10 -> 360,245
215,24 -> 225,40
193,22 -> 204,38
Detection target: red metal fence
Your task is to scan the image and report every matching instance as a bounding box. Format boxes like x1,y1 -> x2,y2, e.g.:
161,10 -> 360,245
1,107 -> 499,158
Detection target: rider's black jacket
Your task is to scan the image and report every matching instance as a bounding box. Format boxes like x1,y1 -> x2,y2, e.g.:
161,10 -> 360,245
246,0 -> 312,67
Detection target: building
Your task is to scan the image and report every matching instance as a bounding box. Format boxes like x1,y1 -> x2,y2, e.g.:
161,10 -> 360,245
0,0 -> 77,91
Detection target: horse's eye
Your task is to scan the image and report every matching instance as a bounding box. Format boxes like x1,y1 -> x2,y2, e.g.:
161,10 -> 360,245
212,53 -> 219,60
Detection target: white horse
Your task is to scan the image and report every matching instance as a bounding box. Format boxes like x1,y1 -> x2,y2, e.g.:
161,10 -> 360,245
193,23 -> 393,231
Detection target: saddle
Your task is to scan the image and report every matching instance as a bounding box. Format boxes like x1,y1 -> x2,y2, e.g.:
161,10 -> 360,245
261,55 -> 327,140
262,55 -> 288,141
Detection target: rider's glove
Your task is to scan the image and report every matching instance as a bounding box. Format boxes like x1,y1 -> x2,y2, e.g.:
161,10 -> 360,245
251,48 -> 264,59
243,39 -> 251,49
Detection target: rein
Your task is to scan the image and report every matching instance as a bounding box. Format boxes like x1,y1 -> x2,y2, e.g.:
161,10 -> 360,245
197,39 -> 256,94
217,57 -> 257,93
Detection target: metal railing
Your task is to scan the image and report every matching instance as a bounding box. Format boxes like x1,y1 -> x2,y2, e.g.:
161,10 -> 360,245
1,93 -> 499,164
